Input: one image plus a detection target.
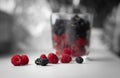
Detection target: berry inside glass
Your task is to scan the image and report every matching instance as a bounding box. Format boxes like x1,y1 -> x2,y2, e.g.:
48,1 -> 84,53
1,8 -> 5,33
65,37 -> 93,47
51,13 -> 90,57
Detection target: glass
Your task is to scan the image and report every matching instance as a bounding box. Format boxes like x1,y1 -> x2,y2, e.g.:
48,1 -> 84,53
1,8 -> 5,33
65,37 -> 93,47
51,13 -> 91,57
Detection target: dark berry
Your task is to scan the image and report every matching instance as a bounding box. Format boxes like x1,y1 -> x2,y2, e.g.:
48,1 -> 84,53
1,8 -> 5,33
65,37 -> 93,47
85,20 -> 90,31
71,14 -> 80,22
40,58 -> 49,66
75,57 -> 84,63
35,58 -> 48,66
76,32 -> 87,38
35,58 -> 41,65
71,15 -> 90,33
21,55 -> 29,65
11,55 -> 22,66
53,19 -> 66,35
77,18 -> 90,32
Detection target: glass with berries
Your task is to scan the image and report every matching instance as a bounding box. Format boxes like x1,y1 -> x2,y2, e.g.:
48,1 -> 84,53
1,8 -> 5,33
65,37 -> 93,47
51,13 -> 91,57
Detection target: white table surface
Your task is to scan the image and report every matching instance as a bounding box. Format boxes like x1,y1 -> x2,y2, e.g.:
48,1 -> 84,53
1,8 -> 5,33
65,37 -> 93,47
0,28 -> 120,78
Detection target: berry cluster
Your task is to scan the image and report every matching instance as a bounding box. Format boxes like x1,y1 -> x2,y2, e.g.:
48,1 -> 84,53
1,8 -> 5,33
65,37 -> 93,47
52,14 -> 90,57
35,52 -> 72,66
35,54 -> 48,66
11,55 -> 29,66
11,53 -> 84,67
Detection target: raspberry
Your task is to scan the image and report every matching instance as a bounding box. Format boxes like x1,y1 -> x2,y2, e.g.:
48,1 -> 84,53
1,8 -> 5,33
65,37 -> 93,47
48,53 -> 59,64
71,43 -> 82,56
75,57 -> 84,63
63,48 -> 72,56
61,34 -> 66,40
72,47 -> 86,57
71,44 -> 79,52
40,54 -> 47,59
53,34 -> 67,50
53,35 -> 61,43
61,54 -> 72,63
21,55 -> 29,65
61,38 -> 67,48
75,38 -> 87,47
11,55 -> 22,66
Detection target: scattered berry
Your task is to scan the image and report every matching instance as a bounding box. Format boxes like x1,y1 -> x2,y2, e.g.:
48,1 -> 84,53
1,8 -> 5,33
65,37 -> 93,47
35,58 -> 41,65
40,54 -> 47,59
63,48 -> 72,56
35,58 -> 48,66
75,57 -> 84,63
11,55 -> 22,66
48,53 -> 59,64
21,55 -> 29,65
61,54 -> 72,63
40,58 -> 49,66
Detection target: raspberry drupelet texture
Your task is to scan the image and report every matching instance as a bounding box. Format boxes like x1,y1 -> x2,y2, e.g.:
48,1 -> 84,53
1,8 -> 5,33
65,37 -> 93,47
21,55 -> 29,65
48,53 -> 59,64
11,55 -> 22,66
61,54 -> 72,63
40,54 -> 47,59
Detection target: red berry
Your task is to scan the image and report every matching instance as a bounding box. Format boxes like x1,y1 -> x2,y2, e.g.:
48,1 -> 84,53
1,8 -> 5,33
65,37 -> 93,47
21,55 -> 29,65
48,53 -> 59,64
53,34 -> 67,50
11,55 -> 22,66
63,48 -> 72,56
61,54 -> 72,63
61,34 -> 66,41
75,38 -> 87,47
72,47 -> 86,57
53,35 -> 61,43
40,54 -> 47,59
71,44 -> 79,55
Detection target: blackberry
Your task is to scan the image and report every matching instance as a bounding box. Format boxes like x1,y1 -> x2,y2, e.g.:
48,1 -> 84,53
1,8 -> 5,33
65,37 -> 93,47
71,15 -> 90,33
35,58 -> 48,66
76,18 -> 87,32
76,32 -> 87,38
71,14 -> 80,22
53,19 -> 67,35
40,58 -> 48,66
75,57 -> 84,64
78,18 -> 90,32
35,58 -> 41,65
85,20 -> 90,31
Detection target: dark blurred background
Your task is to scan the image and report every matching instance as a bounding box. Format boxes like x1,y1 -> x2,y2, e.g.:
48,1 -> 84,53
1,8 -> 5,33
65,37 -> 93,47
0,0 -> 120,56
